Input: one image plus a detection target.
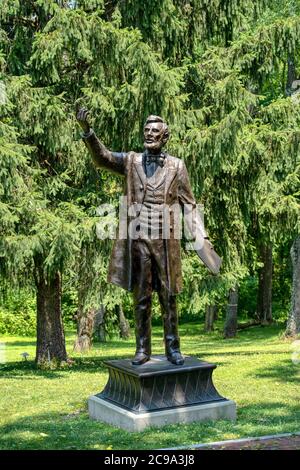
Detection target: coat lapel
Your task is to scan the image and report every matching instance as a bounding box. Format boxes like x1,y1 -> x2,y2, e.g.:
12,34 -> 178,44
164,155 -> 177,198
133,153 -> 146,187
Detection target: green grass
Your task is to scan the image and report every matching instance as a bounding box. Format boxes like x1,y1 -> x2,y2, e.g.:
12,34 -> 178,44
0,323 -> 300,450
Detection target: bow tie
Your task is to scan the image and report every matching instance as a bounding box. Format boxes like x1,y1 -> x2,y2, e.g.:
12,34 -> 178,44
145,154 -> 166,167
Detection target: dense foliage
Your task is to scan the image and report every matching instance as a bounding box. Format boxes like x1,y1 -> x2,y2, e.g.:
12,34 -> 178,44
0,1 -> 299,351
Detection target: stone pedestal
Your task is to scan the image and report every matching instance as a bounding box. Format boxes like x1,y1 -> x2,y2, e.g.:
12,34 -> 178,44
88,355 -> 236,432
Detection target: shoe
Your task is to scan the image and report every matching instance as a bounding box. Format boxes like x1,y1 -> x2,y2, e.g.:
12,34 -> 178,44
132,351 -> 150,366
167,351 -> 184,365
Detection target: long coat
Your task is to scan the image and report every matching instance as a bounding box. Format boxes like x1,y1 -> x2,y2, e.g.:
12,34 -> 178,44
83,130 -> 208,294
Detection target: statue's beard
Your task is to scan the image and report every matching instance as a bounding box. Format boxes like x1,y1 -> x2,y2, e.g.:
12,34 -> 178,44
144,140 -> 164,151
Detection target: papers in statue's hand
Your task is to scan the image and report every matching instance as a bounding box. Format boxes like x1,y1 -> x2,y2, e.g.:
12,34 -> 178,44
196,238 -> 222,275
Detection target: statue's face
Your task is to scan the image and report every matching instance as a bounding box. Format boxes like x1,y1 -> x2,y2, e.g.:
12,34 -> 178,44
143,121 -> 167,151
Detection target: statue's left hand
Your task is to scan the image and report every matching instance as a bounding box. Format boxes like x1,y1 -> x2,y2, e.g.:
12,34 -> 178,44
205,238 -> 214,249
76,107 -> 90,134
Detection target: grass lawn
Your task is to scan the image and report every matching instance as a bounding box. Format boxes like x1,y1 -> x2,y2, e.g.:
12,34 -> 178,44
0,323 -> 299,450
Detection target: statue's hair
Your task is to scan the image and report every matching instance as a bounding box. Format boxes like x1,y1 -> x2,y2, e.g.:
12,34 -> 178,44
144,115 -> 169,140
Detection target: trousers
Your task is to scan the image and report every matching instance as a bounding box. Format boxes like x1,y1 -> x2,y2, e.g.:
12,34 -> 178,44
132,238 -> 181,357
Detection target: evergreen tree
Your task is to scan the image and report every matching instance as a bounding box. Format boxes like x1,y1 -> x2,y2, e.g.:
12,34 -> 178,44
0,0 -> 186,359
1,0 -> 299,350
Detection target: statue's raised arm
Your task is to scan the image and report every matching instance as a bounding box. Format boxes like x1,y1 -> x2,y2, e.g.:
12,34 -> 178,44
76,107 -> 126,175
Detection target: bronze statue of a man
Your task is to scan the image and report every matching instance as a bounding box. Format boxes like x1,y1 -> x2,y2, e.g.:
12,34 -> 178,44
77,109 -> 221,366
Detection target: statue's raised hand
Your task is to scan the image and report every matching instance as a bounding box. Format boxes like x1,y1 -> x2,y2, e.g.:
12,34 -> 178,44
76,107 -> 90,134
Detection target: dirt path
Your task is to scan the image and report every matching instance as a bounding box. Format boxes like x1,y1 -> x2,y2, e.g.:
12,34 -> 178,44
200,435 -> 300,450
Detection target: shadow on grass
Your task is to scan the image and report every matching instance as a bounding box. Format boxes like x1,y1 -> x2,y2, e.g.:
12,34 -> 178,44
3,338 -> 136,350
0,351 -> 143,378
0,323 -> 289,380
252,359 -> 300,384
1,401 -> 300,450
237,401 -> 300,424
1,340 -> 37,347
1,323 -> 285,346
180,323 -> 284,339
0,357 -> 110,379
0,361 -> 69,379
0,350 -> 292,384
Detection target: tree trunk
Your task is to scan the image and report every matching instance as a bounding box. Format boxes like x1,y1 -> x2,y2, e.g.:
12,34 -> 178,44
35,269 -> 67,366
117,304 -> 130,339
73,308 -> 96,353
205,305 -> 217,332
213,307 -> 219,321
224,287 -> 238,338
73,245 -> 96,352
286,55 -> 297,96
256,243 -> 273,324
286,237 -> 300,337
93,304 -> 107,342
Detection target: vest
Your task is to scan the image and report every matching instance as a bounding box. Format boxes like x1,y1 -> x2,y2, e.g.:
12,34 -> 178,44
139,165 -> 167,239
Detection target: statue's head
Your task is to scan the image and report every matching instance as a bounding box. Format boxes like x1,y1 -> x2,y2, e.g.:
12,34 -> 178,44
143,115 -> 169,152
